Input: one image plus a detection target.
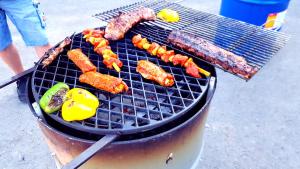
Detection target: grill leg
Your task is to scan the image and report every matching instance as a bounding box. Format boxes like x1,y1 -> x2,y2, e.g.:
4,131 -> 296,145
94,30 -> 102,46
51,153 -> 62,169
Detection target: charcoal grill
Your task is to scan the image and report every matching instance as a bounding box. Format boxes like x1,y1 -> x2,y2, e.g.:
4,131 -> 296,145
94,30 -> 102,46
27,24 -> 216,168
0,0 -> 290,168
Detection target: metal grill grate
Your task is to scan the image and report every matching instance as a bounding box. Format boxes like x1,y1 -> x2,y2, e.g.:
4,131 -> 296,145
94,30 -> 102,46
93,0 -> 290,80
31,26 -> 212,135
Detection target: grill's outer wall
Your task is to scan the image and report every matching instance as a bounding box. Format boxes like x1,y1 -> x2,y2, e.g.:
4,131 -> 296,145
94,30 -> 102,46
39,99 -> 211,169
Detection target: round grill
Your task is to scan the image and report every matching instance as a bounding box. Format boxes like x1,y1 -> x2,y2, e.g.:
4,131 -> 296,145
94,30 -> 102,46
31,25 -> 213,135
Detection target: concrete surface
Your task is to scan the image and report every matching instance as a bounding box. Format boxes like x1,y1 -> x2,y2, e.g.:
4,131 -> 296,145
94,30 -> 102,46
0,0 -> 299,169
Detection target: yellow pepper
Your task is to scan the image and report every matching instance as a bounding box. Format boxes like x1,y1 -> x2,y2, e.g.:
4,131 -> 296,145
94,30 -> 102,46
62,88 -> 99,122
157,9 -> 180,22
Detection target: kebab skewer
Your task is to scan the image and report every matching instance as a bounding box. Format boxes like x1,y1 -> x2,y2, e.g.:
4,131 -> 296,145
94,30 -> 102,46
42,36 -> 72,68
82,29 -> 123,72
132,34 -> 210,78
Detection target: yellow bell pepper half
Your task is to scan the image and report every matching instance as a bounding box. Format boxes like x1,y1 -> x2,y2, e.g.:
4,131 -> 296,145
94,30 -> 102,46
157,9 -> 180,23
62,88 -> 99,122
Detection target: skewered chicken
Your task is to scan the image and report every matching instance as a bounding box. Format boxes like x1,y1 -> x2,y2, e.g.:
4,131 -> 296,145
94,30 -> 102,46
132,34 -> 210,78
79,71 -> 128,94
137,60 -> 174,87
67,49 -> 97,73
82,29 -> 123,72
42,36 -> 72,68
167,30 -> 258,79
105,7 -> 156,40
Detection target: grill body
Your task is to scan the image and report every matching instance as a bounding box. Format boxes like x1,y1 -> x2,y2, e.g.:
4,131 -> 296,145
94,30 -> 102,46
38,93 -> 211,169
26,67 -> 216,168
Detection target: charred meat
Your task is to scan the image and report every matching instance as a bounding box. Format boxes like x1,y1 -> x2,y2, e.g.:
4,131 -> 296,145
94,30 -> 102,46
67,49 -> 97,73
105,7 -> 156,40
42,37 -> 72,68
136,60 -> 174,87
167,30 -> 258,79
79,71 -> 128,94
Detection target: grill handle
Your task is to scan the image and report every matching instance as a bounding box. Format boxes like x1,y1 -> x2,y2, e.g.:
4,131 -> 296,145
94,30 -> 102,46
206,77 -> 216,100
0,67 -> 35,89
62,134 -> 119,169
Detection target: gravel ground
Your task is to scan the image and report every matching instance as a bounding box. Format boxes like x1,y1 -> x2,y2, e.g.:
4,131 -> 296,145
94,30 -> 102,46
0,0 -> 299,169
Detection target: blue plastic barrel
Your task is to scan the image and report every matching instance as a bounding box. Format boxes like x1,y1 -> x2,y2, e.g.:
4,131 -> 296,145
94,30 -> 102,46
220,0 -> 290,30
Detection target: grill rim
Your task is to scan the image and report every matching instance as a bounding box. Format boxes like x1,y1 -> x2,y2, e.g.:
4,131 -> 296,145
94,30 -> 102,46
30,27 -> 214,135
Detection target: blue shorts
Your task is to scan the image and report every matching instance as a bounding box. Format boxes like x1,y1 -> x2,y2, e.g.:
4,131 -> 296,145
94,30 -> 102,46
0,0 -> 49,51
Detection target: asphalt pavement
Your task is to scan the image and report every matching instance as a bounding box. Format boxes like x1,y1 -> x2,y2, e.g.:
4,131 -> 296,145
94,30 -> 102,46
0,0 -> 299,169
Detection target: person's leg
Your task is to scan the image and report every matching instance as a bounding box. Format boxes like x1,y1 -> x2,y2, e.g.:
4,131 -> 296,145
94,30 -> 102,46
5,0 -> 51,58
35,44 -> 52,58
0,44 -> 24,74
0,9 -> 24,74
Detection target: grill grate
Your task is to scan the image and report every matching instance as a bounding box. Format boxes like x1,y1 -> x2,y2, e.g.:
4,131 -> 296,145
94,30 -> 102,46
93,0 -> 290,80
31,26 -> 213,135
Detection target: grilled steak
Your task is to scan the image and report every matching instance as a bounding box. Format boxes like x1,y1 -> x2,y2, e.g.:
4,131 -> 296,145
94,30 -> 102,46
105,7 -> 156,40
167,30 -> 258,79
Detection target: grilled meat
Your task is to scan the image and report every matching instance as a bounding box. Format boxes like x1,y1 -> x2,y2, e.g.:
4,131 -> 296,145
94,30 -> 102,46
105,7 -> 156,40
79,72 -> 128,94
167,30 -> 258,79
132,34 -> 211,78
137,60 -> 174,87
67,49 -> 97,73
42,37 -> 72,68
82,29 -> 123,72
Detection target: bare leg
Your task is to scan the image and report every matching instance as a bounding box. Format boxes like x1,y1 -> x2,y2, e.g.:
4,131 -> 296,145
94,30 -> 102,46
0,44 -> 24,74
34,43 -> 52,58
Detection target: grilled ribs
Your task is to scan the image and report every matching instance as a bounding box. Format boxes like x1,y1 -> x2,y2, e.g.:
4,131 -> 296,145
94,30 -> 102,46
67,49 -> 97,73
79,72 -> 128,94
168,30 -> 258,79
105,7 -> 156,40
136,60 -> 174,87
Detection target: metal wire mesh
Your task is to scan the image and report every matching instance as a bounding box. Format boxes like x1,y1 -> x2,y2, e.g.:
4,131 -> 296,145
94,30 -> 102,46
93,0 -> 290,80
31,26 -> 211,134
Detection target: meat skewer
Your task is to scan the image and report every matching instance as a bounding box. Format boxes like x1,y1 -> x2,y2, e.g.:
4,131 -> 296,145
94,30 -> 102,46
79,71 -> 128,94
82,29 -> 123,72
105,7 -> 156,40
67,49 -> 97,73
42,36 -> 72,68
132,34 -> 210,78
137,60 -> 174,87
167,30 -> 258,79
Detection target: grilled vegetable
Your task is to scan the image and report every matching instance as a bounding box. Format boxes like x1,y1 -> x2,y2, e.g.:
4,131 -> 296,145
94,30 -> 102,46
62,88 -> 99,122
157,9 -> 180,22
39,83 -> 69,114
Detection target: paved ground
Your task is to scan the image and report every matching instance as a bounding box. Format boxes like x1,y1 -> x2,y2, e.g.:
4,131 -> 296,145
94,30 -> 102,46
0,0 -> 299,169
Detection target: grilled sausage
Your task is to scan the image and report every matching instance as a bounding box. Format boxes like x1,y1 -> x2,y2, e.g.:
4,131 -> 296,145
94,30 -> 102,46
79,72 -> 128,94
136,60 -> 174,87
67,49 -> 97,73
